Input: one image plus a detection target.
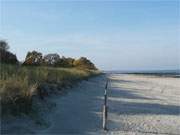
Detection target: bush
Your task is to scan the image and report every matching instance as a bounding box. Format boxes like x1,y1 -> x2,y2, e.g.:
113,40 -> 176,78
0,49 -> 18,64
23,51 -> 43,66
73,57 -> 97,70
56,56 -> 75,68
43,53 -> 60,66
0,40 -> 9,51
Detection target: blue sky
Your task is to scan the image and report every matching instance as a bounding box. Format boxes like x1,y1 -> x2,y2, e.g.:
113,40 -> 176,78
0,0 -> 179,70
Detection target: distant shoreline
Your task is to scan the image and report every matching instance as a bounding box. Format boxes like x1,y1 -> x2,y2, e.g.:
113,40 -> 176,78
104,69 -> 180,78
124,73 -> 180,78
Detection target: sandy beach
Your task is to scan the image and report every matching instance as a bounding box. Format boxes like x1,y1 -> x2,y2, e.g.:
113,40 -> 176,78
1,74 -> 180,135
107,74 -> 180,135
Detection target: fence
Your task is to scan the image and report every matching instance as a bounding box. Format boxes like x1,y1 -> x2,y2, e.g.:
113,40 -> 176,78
103,79 -> 108,130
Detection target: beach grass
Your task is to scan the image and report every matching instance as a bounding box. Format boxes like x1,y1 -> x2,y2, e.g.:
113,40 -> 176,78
0,64 -> 100,116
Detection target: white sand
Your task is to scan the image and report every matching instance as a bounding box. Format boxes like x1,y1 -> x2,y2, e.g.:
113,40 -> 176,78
1,74 -> 180,135
107,74 -> 180,135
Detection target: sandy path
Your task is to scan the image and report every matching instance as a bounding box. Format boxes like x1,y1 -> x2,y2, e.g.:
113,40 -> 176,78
36,75 -> 107,135
107,74 -> 180,135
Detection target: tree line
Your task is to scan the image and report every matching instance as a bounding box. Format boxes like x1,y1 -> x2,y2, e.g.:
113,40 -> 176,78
0,40 -> 97,70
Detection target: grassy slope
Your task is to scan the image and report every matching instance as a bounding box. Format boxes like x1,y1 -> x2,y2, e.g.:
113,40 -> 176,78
0,64 -> 100,115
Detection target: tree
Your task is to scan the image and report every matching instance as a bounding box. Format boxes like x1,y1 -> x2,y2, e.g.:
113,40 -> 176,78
0,40 -> 18,64
65,57 -> 75,67
55,56 -> 75,67
43,53 -> 60,66
23,51 -> 43,66
73,57 -> 97,70
0,40 -> 9,51
0,49 -> 18,64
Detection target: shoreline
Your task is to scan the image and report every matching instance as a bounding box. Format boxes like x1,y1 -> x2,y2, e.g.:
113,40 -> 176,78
105,69 -> 180,78
124,73 -> 180,78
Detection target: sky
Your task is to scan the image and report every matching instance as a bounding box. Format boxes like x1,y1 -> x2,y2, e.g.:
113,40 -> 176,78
0,0 -> 179,70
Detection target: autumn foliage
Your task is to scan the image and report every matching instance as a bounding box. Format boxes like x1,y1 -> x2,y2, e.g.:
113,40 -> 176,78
23,51 -> 97,70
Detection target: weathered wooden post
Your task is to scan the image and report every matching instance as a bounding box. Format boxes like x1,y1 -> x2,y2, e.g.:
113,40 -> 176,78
103,80 -> 108,130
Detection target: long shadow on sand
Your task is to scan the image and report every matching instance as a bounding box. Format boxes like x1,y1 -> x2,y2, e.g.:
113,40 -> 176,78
108,77 -> 180,115
107,76 -> 180,134
109,87 -> 154,100
108,99 -> 180,115
108,86 -> 180,115
110,79 -> 147,85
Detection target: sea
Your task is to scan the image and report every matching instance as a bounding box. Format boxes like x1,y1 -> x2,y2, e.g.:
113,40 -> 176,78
104,69 -> 180,78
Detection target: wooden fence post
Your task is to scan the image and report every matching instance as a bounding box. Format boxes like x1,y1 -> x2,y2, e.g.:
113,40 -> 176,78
103,80 -> 108,130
